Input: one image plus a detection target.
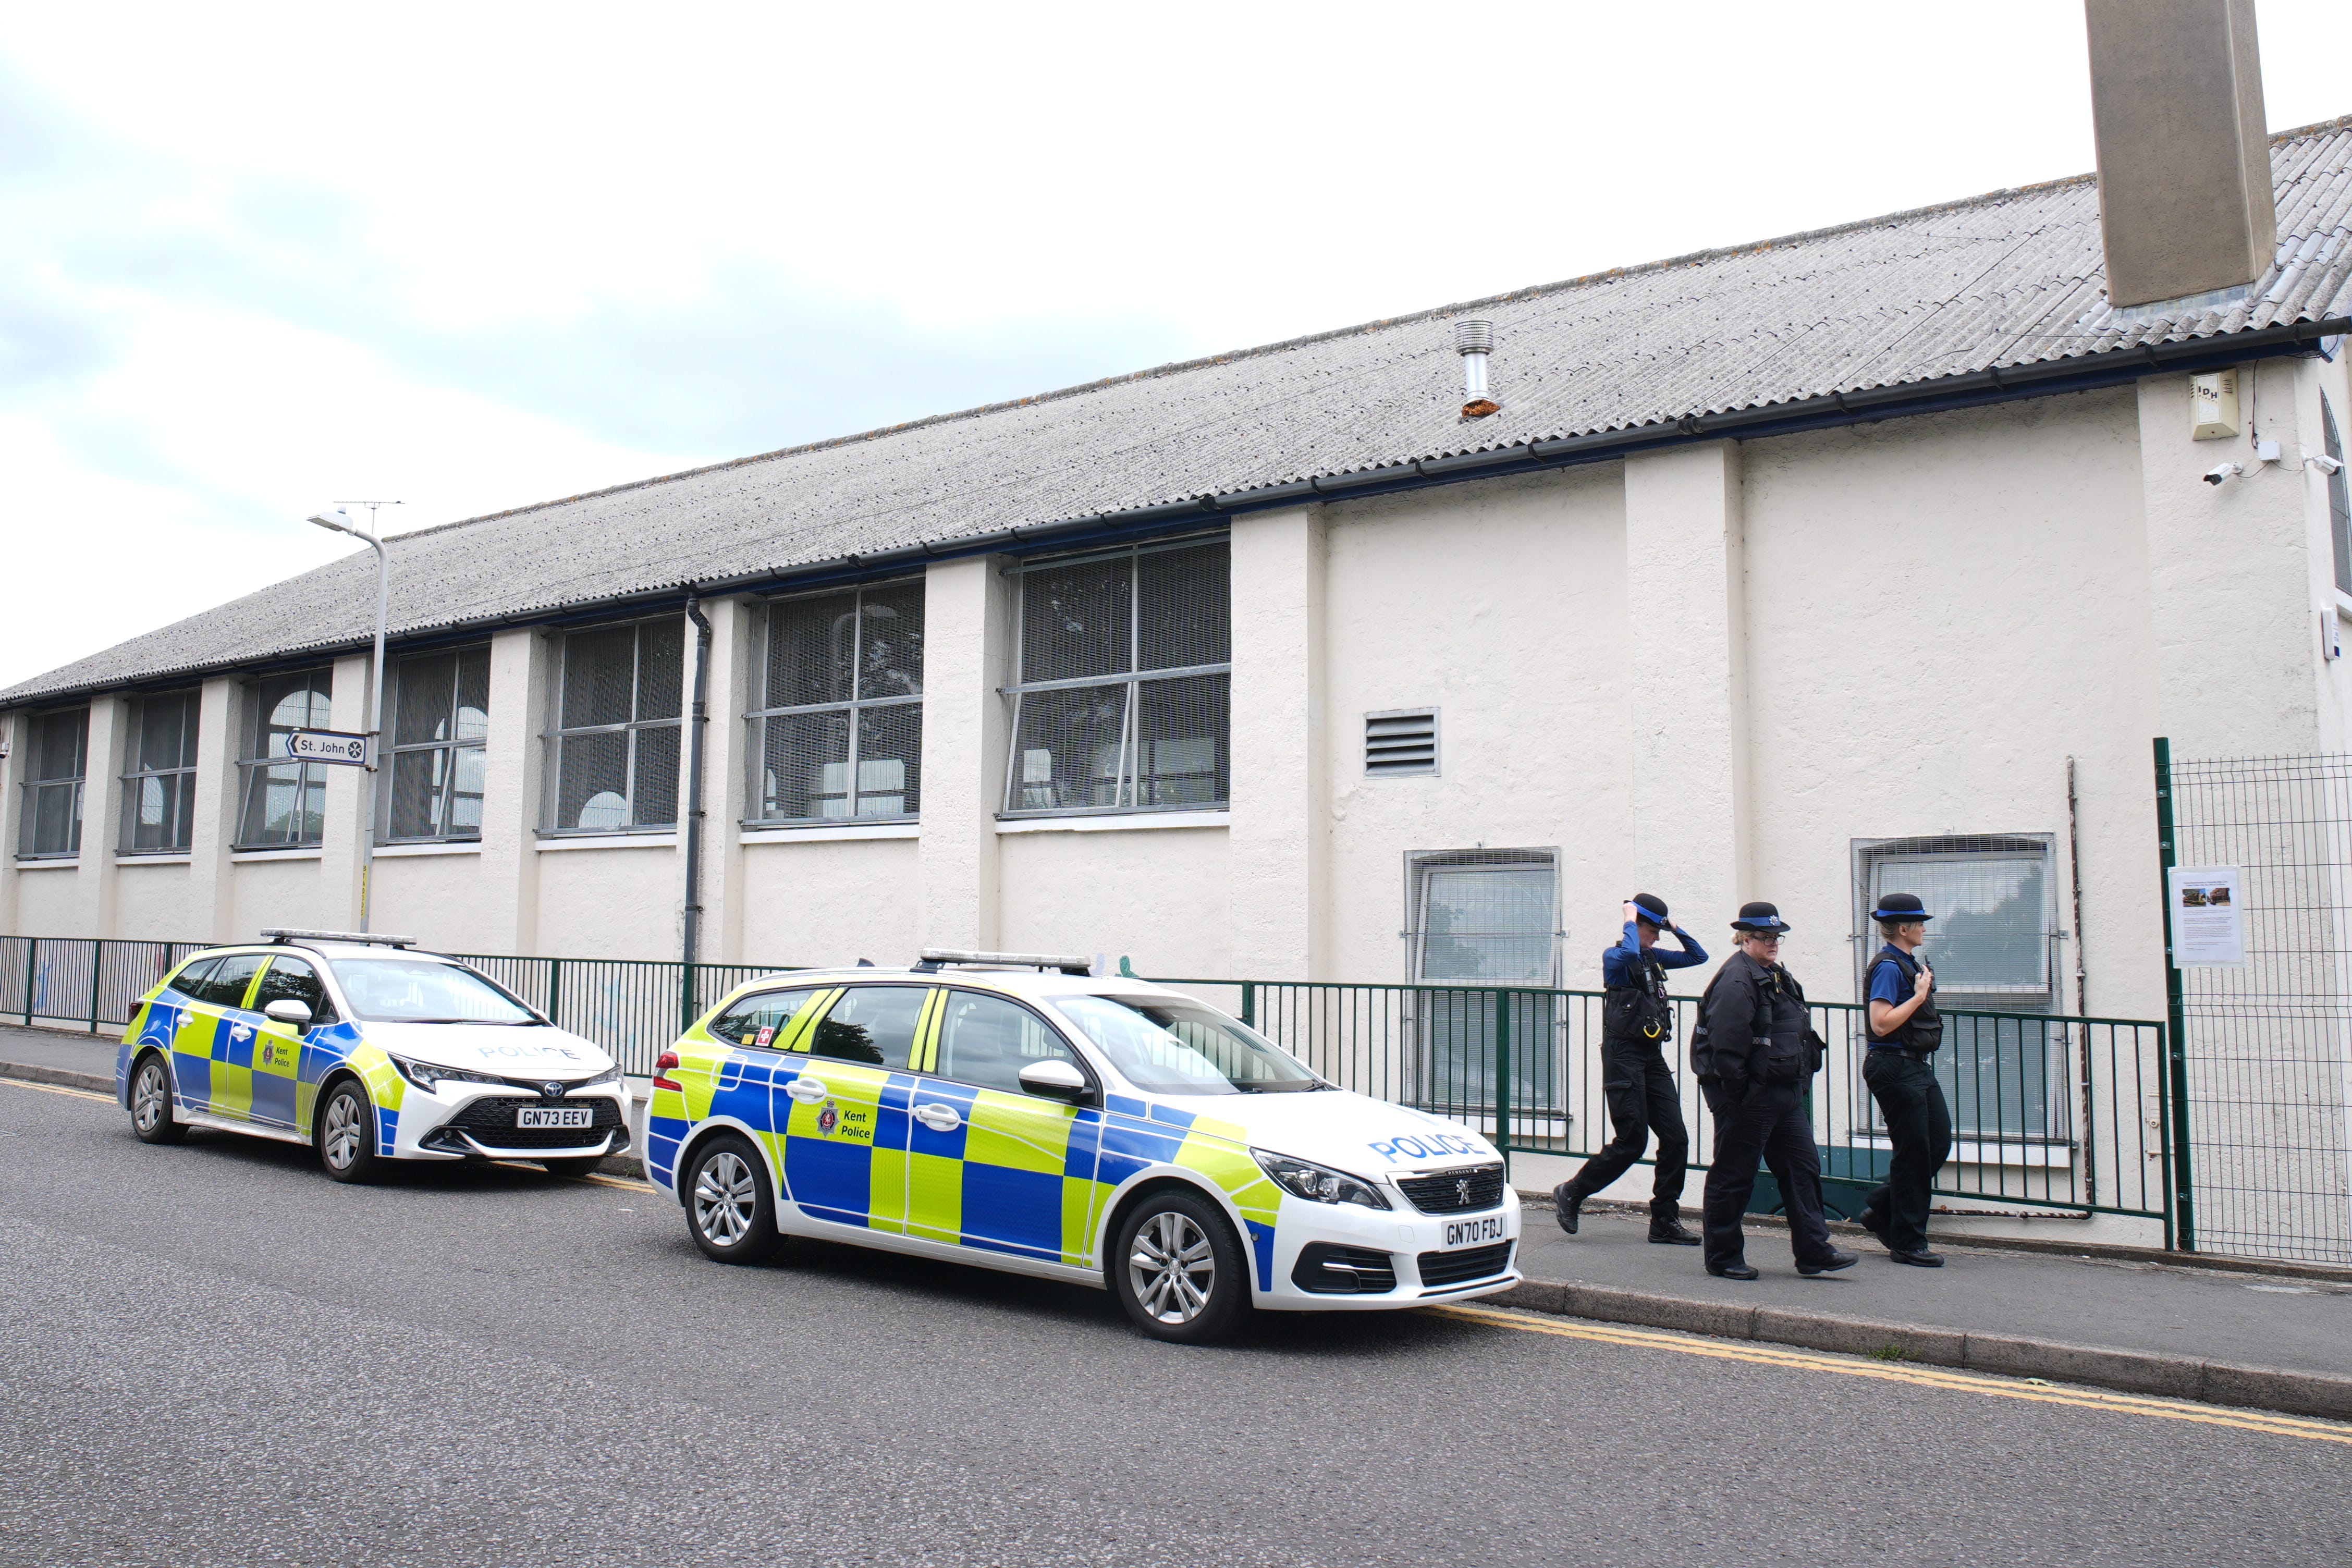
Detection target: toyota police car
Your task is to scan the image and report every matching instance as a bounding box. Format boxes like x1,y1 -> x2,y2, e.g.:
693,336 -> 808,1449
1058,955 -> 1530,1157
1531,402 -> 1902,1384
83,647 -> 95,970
117,929 -> 630,1182
647,950 -> 1522,1342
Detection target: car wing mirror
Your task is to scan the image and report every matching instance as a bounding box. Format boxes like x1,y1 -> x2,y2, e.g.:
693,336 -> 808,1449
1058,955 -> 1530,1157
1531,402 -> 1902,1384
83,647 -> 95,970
1018,1059 -> 1093,1103
264,999 -> 313,1027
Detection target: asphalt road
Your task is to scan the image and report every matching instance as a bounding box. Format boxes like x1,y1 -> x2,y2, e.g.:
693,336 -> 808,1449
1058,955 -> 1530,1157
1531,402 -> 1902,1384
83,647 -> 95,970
4,1076 -> 2348,1568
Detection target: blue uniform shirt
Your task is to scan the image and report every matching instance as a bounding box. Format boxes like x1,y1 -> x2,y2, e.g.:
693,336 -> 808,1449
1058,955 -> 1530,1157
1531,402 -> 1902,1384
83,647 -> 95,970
1867,944 -> 1922,1005
1602,921 -> 1708,988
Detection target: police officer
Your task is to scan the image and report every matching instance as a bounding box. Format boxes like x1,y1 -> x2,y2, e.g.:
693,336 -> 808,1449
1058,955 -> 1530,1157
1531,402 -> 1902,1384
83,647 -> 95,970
1552,894 -> 1706,1244
1690,902 -> 1856,1280
1856,892 -> 1953,1267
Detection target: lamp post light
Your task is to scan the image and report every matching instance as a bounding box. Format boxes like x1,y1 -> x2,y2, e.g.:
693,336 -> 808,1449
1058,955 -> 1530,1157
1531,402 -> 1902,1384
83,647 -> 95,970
307,503 -> 399,932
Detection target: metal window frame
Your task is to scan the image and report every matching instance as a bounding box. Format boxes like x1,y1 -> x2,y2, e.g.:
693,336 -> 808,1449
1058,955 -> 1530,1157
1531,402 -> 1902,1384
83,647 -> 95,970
997,533 -> 1231,819
378,644 -> 491,845
233,668 -> 334,850
2325,395 -> 2350,597
742,578 -> 925,828
16,706 -> 90,861
538,615 -> 686,837
117,689 -> 201,856
1401,847 -> 1564,988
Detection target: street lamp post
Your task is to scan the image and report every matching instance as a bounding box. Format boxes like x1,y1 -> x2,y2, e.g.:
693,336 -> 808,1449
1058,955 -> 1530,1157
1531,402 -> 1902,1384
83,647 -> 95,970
307,503 -> 399,932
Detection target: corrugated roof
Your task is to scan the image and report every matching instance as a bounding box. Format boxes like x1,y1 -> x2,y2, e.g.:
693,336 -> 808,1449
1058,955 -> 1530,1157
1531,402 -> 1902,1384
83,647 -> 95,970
11,115 -> 2352,706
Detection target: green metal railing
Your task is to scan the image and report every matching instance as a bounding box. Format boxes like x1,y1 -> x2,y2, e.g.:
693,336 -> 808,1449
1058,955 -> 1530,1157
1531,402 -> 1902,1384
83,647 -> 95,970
1,935 -> 2173,1238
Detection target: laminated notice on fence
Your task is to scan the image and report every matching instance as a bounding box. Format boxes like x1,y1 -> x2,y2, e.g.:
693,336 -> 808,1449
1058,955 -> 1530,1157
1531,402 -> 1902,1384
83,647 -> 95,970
2167,865 -> 2245,967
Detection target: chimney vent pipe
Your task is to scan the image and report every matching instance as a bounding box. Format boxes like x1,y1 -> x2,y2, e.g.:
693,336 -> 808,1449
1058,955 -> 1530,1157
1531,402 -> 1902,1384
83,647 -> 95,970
1455,319 -> 1499,418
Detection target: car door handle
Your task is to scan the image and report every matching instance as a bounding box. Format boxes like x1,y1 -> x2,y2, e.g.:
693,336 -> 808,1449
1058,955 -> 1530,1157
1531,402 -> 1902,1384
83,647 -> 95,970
785,1075 -> 828,1104
913,1102 -> 962,1133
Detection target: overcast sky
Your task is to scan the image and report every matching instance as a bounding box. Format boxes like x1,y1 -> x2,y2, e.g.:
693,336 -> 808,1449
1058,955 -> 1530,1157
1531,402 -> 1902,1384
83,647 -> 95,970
5,1 -> 2348,689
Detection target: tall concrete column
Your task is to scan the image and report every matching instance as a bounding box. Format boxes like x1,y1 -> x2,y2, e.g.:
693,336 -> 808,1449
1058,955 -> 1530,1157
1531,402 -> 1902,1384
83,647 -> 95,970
1227,505 -> 1329,978
695,596 -> 755,964
186,677 -> 240,942
1622,440 -> 1755,928
917,555 -> 1013,952
475,627 -> 545,953
77,696 -> 127,937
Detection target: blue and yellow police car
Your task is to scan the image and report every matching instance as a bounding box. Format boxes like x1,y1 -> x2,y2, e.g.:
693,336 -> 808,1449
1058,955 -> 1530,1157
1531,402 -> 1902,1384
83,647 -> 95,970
118,929 -> 629,1182
648,950 -> 1522,1342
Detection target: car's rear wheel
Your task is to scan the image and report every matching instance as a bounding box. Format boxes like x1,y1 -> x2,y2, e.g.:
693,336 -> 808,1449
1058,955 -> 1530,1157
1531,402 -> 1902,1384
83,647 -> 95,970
129,1052 -> 186,1145
1110,1187 -> 1252,1344
317,1079 -> 380,1183
541,1156 -> 605,1180
684,1134 -> 780,1264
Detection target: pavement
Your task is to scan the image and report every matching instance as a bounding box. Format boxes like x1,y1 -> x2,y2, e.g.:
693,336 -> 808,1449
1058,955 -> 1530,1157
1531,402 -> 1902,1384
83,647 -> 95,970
5,1068 -> 2349,1567
12,1020 -> 2352,1418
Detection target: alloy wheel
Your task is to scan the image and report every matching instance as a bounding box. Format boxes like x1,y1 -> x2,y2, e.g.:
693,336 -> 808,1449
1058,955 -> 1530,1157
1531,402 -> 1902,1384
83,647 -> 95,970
694,1151 -> 757,1246
133,1061 -> 169,1134
1127,1210 -> 1216,1325
323,1093 -> 364,1171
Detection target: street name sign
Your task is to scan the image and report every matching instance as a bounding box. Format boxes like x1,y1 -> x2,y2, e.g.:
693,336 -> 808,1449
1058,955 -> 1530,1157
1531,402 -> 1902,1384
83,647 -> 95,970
286,728 -> 374,768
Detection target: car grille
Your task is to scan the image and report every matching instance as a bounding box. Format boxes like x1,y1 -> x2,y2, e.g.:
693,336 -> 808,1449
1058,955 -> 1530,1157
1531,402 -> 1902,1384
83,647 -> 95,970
1290,1243 -> 1398,1295
1417,1241 -> 1515,1290
442,1095 -> 624,1149
1396,1162 -> 1506,1215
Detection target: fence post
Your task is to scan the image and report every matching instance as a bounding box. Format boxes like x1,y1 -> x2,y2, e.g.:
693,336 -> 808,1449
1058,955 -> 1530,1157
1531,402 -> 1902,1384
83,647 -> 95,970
24,937 -> 36,1026
1493,989 -> 1513,1155
546,957 -> 562,1027
1241,981 -> 1255,1030
2152,737 -> 2196,1252
89,939 -> 104,1033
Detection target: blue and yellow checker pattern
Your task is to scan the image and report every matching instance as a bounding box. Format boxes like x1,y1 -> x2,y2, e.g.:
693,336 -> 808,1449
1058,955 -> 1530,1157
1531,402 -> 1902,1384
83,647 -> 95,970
116,954 -> 403,1157
649,985 -> 1285,1285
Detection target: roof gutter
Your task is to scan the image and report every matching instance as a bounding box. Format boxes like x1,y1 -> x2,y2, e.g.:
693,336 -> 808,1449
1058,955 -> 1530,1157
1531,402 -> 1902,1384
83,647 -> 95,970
7,320 -> 2346,707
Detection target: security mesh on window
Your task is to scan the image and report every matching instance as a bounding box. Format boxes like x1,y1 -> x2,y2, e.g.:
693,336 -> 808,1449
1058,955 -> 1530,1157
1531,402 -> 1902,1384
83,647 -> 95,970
120,690 -> 200,854
1003,535 -> 1228,815
386,646 -> 489,841
1403,848 -> 1562,1117
545,619 -> 683,833
18,707 -> 88,859
2326,397 -> 2350,597
1365,709 -> 1438,776
746,580 -> 923,824
1852,833 -> 2062,1143
236,672 -> 330,849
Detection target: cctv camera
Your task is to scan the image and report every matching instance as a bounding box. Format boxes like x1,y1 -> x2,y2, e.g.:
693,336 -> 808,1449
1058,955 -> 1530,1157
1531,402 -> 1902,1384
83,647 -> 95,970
2203,462 -> 2244,485
2316,455 -> 2347,476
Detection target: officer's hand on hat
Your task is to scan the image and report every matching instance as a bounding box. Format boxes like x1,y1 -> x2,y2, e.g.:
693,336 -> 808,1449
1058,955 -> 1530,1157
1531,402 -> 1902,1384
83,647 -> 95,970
1623,901 -> 1638,923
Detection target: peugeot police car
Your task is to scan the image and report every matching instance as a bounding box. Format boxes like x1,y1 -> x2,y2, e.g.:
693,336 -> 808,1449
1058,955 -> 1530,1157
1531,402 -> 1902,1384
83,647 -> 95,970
117,929 -> 630,1182
647,950 -> 1522,1342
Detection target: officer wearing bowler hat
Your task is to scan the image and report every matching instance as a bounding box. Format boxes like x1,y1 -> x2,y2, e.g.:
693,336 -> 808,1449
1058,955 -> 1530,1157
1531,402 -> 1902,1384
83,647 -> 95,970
1690,902 -> 1856,1279
1856,893 -> 1954,1267
1551,894 -> 1706,1245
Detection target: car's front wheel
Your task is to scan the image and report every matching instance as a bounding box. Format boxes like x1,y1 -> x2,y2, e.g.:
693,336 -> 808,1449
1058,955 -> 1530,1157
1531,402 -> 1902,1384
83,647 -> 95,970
316,1079 -> 380,1183
128,1052 -> 186,1145
684,1134 -> 780,1264
1110,1187 -> 1252,1344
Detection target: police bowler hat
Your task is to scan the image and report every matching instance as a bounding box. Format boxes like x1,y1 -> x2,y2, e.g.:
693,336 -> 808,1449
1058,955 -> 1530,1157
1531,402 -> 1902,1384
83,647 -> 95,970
1731,901 -> 1792,934
1872,892 -> 1936,924
1631,892 -> 1672,929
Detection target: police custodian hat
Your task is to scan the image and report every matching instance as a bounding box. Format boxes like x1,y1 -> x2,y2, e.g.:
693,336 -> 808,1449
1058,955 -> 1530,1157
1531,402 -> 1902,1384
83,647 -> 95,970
1731,901 -> 1792,933
1631,892 -> 1672,928
1872,892 -> 1936,923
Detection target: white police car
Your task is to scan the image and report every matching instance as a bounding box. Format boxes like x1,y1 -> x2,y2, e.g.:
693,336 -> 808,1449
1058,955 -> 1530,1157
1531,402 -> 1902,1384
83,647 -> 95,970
118,929 -> 630,1182
646,950 -> 1522,1342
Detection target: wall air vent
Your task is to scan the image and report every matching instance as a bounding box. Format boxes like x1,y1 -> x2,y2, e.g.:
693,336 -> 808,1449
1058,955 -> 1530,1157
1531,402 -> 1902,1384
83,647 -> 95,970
1365,708 -> 1439,777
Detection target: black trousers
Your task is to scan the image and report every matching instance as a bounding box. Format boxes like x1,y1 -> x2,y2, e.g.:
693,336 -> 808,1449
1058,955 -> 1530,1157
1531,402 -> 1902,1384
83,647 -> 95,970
1698,1080 -> 1836,1270
1565,1040 -> 1689,1220
1861,1051 -> 1953,1254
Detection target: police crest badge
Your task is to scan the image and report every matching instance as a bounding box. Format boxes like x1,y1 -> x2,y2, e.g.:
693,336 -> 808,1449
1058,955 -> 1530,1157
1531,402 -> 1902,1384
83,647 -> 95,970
817,1099 -> 839,1136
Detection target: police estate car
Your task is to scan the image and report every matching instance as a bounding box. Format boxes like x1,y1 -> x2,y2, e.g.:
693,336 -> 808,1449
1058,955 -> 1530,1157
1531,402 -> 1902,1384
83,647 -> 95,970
648,951 -> 1522,1342
118,930 -> 630,1182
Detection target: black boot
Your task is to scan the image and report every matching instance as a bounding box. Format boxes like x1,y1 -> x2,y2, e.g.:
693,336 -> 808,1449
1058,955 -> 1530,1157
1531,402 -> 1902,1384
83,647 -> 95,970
1648,1216 -> 1701,1246
1551,1183 -> 1585,1235
1856,1208 -> 1892,1249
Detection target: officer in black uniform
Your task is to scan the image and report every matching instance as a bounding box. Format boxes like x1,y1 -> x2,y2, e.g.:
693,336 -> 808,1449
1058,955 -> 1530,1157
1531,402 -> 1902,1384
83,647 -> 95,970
1552,893 -> 1706,1244
1855,892 -> 1953,1267
1691,902 -> 1856,1280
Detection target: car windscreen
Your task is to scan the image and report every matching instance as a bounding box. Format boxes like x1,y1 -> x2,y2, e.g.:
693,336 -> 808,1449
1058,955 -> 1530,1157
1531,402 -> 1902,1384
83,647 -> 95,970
327,959 -> 539,1024
1051,995 -> 1324,1095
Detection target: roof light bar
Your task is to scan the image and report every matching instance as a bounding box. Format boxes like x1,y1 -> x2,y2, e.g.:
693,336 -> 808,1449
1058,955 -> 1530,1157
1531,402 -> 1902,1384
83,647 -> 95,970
260,928 -> 417,948
913,948 -> 1094,975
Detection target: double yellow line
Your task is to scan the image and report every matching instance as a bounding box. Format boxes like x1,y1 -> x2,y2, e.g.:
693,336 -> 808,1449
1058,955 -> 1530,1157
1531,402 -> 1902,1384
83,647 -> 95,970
1425,1302 -> 2352,1447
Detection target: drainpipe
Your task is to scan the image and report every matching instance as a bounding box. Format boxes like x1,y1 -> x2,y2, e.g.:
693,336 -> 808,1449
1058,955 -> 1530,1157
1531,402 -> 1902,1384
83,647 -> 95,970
681,595 -> 713,979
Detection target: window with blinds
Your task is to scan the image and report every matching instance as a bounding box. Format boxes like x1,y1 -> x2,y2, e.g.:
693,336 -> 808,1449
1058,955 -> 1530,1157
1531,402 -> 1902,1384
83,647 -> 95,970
385,646 -> 489,842
120,690 -> 200,854
236,670 -> 332,849
746,580 -> 924,824
17,707 -> 88,859
542,618 -> 684,834
1002,535 -> 1229,816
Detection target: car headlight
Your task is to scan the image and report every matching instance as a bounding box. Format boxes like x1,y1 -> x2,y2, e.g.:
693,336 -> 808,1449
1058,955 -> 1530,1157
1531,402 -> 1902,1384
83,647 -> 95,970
392,1055 -> 506,1094
1252,1148 -> 1391,1210
574,1064 -> 621,1087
